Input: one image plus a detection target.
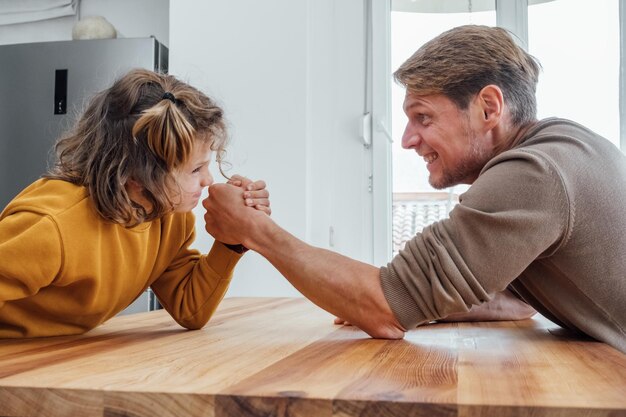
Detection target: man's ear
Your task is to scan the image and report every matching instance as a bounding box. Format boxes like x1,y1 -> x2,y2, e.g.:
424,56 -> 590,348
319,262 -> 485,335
476,84 -> 504,130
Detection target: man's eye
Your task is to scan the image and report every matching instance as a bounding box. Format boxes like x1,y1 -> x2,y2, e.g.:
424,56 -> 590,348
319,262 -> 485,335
416,114 -> 430,124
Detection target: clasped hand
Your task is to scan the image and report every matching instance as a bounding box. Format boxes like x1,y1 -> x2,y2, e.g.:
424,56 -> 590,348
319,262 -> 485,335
202,174 -> 270,247
226,174 -> 271,215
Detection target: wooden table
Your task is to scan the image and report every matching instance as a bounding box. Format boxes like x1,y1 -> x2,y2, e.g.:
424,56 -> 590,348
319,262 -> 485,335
0,297 -> 625,417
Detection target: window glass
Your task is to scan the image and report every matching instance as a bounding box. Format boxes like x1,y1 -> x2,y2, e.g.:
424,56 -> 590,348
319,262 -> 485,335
528,0 -> 620,147
388,1 -> 622,256
390,6 -> 496,253
391,8 -> 496,194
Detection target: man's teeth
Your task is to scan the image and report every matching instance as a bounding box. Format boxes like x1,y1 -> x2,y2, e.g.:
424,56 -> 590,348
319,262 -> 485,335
424,154 -> 438,164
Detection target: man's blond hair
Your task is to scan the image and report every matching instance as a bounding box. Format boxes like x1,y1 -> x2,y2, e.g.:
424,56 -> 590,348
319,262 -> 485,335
394,25 -> 541,126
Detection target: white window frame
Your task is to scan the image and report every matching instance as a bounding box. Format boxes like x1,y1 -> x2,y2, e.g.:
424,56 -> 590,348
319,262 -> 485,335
371,0 -> 393,265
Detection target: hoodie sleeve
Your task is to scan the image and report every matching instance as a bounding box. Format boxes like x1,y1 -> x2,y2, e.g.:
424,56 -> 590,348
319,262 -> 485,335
150,213 -> 243,330
0,211 -> 62,308
380,150 -> 571,329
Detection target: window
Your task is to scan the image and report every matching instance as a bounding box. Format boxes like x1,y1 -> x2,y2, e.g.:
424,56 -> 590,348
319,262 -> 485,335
528,0 -> 620,147
390,2 -> 495,255
380,0 -> 623,258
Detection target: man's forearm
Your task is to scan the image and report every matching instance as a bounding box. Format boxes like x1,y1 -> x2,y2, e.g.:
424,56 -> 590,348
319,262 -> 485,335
202,183 -> 403,338
243,219 -> 405,339
437,289 -> 536,322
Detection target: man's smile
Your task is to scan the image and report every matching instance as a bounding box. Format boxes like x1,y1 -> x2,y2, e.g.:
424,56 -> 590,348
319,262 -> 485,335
423,152 -> 439,164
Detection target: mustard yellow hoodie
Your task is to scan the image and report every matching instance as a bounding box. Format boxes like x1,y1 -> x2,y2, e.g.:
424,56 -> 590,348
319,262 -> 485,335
0,178 -> 242,337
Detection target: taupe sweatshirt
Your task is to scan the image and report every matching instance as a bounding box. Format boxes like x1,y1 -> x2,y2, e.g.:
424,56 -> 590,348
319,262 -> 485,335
381,118 -> 626,353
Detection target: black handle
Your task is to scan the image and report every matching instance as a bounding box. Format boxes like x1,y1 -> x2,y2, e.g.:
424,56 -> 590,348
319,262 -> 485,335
54,69 -> 67,115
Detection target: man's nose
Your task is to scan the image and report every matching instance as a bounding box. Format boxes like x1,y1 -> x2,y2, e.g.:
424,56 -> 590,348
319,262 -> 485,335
401,125 -> 420,149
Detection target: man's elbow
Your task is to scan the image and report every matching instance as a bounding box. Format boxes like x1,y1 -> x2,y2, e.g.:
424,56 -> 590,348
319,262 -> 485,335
514,304 -> 537,320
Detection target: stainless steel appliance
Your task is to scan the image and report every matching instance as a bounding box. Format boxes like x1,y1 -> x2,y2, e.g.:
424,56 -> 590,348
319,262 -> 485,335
0,37 -> 168,314
0,36 -> 168,209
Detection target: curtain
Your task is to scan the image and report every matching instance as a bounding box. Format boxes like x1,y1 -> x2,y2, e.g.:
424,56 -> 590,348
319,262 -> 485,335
0,0 -> 77,25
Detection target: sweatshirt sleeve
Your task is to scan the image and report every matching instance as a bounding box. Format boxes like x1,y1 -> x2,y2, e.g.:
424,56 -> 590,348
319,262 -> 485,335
150,214 -> 243,330
0,212 -> 62,308
380,150 -> 571,329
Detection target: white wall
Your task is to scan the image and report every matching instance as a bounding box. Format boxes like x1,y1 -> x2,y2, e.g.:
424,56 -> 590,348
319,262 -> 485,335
0,0 -> 169,47
0,0 -> 373,298
170,0 -> 373,297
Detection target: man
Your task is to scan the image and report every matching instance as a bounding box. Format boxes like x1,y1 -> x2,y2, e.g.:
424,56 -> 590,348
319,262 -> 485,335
203,25 -> 626,353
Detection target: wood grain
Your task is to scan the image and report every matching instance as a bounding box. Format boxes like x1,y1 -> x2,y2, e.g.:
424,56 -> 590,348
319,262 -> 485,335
0,297 -> 624,417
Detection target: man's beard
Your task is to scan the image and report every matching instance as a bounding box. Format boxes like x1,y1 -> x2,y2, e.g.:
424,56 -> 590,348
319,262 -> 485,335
429,131 -> 496,190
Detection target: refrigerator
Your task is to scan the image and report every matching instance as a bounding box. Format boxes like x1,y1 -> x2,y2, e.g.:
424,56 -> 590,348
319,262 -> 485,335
0,37 -> 168,314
